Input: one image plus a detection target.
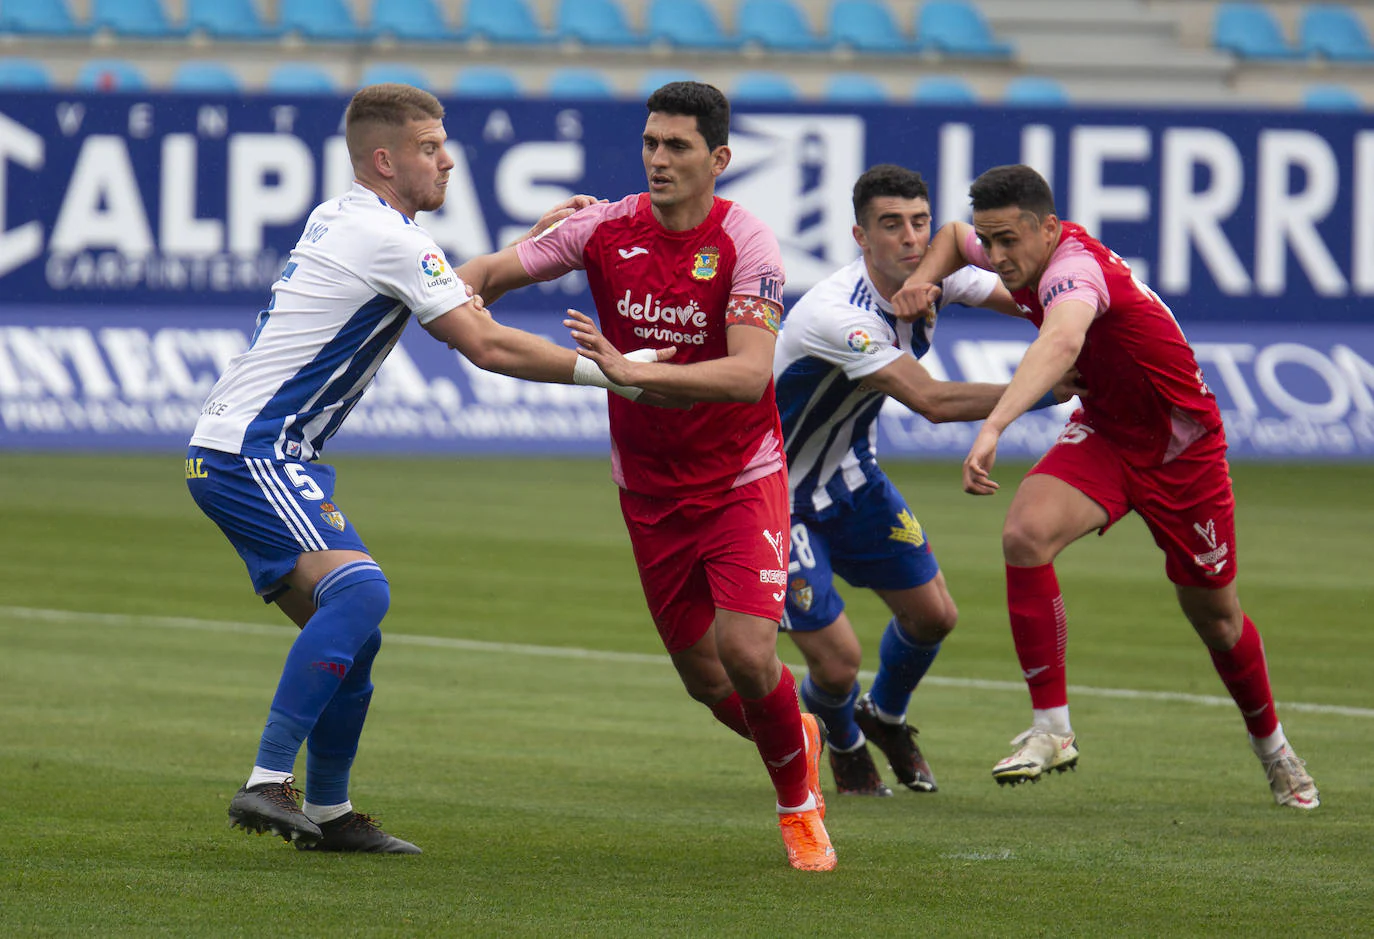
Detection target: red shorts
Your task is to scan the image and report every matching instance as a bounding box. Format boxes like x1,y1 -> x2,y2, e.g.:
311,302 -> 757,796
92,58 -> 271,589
1029,425 -> 1237,589
619,470 -> 790,654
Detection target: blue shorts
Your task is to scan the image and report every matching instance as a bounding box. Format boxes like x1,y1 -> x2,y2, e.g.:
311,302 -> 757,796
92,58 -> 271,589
185,446 -> 369,600
781,475 -> 939,633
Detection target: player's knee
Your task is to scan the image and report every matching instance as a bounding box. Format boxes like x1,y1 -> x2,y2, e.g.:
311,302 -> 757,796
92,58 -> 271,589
1001,515 -> 1055,566
811,657 -> 859,694
895,604 -> 956,644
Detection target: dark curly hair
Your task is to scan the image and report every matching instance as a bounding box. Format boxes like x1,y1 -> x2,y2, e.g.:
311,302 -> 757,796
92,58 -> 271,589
852,164 -> 930,226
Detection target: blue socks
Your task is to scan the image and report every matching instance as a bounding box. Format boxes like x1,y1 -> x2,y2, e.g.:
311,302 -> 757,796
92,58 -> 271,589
868,618 -> 942,721
254,560 -> 390,804
801,675 -> 862,751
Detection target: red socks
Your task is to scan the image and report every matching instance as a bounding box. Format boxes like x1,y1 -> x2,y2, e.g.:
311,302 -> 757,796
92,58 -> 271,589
709,691 -> 753,740
740,667 -> 810,808
1209,615 -> 1279,738
1006,563 -> 1068,710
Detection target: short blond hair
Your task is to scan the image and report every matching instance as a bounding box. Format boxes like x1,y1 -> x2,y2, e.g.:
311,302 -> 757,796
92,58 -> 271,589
345,83 -> 445,167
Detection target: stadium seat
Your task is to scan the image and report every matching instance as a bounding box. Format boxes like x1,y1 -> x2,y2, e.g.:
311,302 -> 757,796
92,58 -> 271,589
916,1 -> 1013,58
823,74 -> 890,102
737,0 -> 829,52
555,0 -> 638,46
361,64 -> 432,89
0,0 -> 89,36
370,0 -> 459,42
912,75 -> 979,103
279,0 -> 365,41
462,0 -> 549,43
1298,5 -> 1374,62
1213,3 -> 1302,60
186,0 -> 278,39
546,69 -> 615,99
90,0 -> 183,38
829,0 -> 915,53
0,58 -> 53,89
646,0 -> 737,50
453,67 -> 521,97
640,69 -> 702,98
266,64 -> 339,95
1303,83 -> 1363,110
171,62 -> 242,92
732,72 -> 801,102
1004,76 -> 1070,106
76,60 -> 148,91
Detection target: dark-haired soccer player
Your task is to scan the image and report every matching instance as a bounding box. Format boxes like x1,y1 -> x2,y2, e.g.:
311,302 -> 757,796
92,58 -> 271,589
773,164 -> 1075,798
458,81 -> 835,870
896,164 -> 1319,809
187,83 -> 668,854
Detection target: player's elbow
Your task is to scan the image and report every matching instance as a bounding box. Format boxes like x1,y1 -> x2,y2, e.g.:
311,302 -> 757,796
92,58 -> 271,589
729,374 -> 772,403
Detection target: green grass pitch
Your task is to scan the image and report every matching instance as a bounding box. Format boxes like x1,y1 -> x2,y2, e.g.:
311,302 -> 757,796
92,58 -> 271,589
1,454 -> 1371,937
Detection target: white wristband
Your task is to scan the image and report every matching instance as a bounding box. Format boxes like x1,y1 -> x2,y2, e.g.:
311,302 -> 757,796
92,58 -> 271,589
573,354 -> 644,401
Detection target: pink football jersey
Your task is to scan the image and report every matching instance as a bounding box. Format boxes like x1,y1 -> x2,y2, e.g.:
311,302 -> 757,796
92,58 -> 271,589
518,193 -> 786,497
966,222 -> 1223,465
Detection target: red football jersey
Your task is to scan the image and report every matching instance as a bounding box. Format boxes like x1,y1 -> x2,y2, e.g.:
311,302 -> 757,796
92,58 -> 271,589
517,193 -> 787,497
966,221 -> 1223,466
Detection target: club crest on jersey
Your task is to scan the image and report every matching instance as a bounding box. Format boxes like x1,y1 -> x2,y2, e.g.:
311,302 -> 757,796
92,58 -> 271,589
847,328 -> 875,353
284,441 -> 302,458
690,246 -> 720,281
789,578 -> 814,613
319,502 -> 347,532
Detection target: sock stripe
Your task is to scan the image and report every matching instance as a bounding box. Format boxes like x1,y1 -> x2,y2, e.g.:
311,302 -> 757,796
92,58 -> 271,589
313,560 -> 385,607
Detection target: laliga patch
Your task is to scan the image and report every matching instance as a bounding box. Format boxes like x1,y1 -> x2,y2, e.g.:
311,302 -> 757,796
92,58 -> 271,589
846,328 -> 875,353
319,502 -> 347,532
690,246 -> 719,281
418,246 -> 457,292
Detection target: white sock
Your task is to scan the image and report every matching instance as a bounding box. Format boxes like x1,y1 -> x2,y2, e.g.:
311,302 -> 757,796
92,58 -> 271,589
870,701 -> 906,724
303,800 -> 352,824
1250,723 -> 1287,759
831,732 -> 868,754
776,792 -> 817,815
245,767 -> 293,790
1032,706 -> 1072,735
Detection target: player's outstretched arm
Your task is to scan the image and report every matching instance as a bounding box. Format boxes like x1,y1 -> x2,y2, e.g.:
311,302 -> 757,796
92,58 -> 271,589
892,221 -> 974,322
453,245 -> 539,310
863,357 -> 1010,423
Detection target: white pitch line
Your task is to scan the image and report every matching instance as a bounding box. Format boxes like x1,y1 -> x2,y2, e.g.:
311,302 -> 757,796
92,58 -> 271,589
4,605 -> 1372,719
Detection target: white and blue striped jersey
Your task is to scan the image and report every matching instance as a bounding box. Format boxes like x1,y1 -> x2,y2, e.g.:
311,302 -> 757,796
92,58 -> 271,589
774,256 -> 999,515
190,182 -> 471,461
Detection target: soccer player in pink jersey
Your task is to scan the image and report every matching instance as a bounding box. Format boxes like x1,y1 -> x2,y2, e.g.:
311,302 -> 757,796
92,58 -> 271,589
896,164 -> 1318,809
456,82 -> 835,870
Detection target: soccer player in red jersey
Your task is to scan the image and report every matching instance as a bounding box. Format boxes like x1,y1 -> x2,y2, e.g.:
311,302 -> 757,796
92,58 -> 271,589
895,164 -> 1319,809
456,82 -> 835,869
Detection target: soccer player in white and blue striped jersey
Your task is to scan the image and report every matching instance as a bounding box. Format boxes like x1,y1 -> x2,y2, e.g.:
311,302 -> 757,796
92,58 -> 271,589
186,84 -> 666,852
773,165 -> 1075,796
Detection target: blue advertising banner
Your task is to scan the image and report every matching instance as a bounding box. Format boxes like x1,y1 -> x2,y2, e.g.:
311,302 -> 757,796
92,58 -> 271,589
3,306 -> 1371,459
1,91 -> 1372,321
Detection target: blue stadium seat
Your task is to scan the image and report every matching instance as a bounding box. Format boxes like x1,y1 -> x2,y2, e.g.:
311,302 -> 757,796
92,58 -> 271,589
0,59 -> 53,89
186,0 -> 278,38
453,67 -> 521,97
737,0 -> 829,52
76,59 -> 148,91
279,0 -> 365,41
361,64 -> 432,89
912,75 -> 979,104
916,1 -> 1013,58
370,0 -> 458,42
91,0 -> 183,38
646,0 -> 736,50
546,69 -> 615,99
1213,3 -> 1302,60
266,64 -> 339,95
732,72 -> 800,102
1004,76 -> 1070,106
1303,83 -> 1363,110
555,0 -> 638,46
463,0 -> 549,43
829,0 -> 915,53
823,74 -> 890,102
171,62 -> 242,92
0,0 -> 89,36
1299,5 -> 1374,62
640,70 -> 702,98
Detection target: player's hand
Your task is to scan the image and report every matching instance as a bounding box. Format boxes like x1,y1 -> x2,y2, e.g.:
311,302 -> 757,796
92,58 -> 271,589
519,195 -> 607,243
1053,367 -> 1088,402
962,426 -> 1001,495
565,308 -> 675,385
891,279 -> 942,324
